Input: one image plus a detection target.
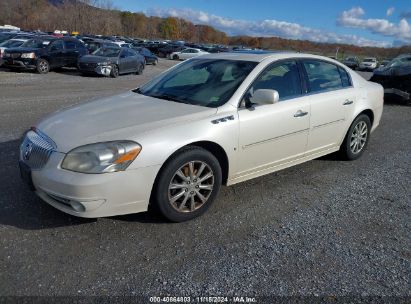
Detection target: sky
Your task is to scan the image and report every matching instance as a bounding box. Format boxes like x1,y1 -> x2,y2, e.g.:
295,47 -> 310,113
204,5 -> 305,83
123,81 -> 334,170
114,0 -> 411,47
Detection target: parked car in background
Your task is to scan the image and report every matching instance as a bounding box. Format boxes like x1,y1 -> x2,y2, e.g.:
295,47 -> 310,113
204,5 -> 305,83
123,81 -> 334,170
0,38 -> 29,65
0,32 -> 33,44
19,53 -> 383,222
132,47 -> 158,65
370,54 -> 411,104
113,41 -> 132,48
343,56 -> 360,70
157,44 -> 185,58
170,48 -> 209,60
83,39 -> 119,54
3,37 -> 87,73
78,47 -> 144,77
359,57 -> 378,71
379,60 -> 391,68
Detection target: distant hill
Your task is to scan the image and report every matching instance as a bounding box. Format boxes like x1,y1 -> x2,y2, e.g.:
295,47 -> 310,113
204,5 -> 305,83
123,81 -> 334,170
1,0 -> 409,59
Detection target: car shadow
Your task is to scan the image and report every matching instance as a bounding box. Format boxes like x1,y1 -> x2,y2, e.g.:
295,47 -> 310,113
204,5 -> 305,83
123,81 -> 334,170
384,95 -> 410,106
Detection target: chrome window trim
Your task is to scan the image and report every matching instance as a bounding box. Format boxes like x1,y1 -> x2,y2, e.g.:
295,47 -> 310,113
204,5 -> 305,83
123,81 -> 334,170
237,57 -> 354,109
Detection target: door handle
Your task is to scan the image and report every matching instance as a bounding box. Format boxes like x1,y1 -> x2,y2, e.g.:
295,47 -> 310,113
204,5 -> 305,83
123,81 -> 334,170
343,99 -> 354,105
294,110 -> 308,117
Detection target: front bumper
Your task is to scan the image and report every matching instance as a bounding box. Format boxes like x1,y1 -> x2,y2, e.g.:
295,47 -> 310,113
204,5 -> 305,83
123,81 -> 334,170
359,65 -> 376,70
24,151 -> 161,218
3,58 -> 36,70
79,63 -> 112,76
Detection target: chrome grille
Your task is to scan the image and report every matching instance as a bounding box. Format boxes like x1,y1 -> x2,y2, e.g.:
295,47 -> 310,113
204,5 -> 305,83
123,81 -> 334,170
11,53 -> 21,59
20,130 -> 56,170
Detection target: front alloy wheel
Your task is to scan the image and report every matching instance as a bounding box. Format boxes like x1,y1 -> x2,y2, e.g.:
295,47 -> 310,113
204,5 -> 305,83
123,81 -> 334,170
153,147 -> 222,222
168,161 -> 215,213
36,59 -> 50,74
110,64 -> 119,78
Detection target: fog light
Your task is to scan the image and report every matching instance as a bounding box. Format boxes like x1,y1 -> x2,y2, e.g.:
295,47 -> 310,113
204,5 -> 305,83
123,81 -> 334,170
70,201 -> 86,212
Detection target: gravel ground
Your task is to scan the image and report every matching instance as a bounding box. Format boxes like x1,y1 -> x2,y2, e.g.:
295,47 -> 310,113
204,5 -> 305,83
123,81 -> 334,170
0,62 -> 409,300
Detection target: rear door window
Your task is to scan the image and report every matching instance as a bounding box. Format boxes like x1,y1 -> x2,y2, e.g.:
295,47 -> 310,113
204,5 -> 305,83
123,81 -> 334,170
302,60 -> 344,93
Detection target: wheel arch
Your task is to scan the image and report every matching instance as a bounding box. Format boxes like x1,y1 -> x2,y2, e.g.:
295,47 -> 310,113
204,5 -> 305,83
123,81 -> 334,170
355,108 -> 374,127
154,140 -> 230,187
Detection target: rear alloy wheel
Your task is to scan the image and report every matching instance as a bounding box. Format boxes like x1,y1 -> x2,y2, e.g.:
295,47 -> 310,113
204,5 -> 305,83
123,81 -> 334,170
153,147 -> 222,222
110,64 -> 119,78
339,114 -> 371,160
36,59 -> 50,74
136,63 -> 144,75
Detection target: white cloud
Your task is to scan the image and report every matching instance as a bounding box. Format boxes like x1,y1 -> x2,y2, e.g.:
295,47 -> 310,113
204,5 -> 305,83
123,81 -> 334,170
338,6 -> 411,43
146,7 -> 391,47
386,7 -> 395,17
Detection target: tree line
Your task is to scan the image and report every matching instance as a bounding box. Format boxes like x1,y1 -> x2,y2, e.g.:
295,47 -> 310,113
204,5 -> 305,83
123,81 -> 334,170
0,0 -> 409,59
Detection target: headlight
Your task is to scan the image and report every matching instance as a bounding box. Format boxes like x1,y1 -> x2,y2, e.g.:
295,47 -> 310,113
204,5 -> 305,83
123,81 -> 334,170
61,141 -> 141,174
21,52 -> 36,59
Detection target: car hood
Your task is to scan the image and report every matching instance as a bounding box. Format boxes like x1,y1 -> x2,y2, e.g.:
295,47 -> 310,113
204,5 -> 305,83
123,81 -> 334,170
79,55 -> 117,63
36,91 -> 217,153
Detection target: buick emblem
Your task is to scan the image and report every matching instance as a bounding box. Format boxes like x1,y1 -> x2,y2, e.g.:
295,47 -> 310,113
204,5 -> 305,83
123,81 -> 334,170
24,143 -> 33,161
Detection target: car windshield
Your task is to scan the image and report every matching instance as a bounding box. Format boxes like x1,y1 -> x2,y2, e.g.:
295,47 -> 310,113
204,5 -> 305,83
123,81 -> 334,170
0,39 -> 24,47
363,58 -> 375,62
385,58 -> 403,68
345,57 -> 356,61
0,33 -> 15,43
136,59 -> 257,108
21,39 -> 52,48
93,47 -> 120,57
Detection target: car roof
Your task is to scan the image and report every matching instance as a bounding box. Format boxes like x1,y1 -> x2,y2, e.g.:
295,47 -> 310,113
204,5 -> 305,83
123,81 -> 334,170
196,51 -> 340,63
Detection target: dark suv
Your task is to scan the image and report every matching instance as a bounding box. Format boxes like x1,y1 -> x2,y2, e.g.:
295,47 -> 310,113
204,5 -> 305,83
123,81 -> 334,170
3,36 -> 87,74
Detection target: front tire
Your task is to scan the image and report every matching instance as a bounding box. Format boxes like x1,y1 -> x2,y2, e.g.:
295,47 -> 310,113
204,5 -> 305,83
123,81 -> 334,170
136,63 -> 144,75
152,147 -> 222,222
110,64 -> 119,78
36,59 -> 50,74
173,54 -> 179,60
339,114 -> 371,160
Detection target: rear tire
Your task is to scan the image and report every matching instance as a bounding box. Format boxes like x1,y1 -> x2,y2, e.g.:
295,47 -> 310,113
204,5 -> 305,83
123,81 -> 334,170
339,114 -> 371,160
152,147 -> 222,222
36,59 -> 50,74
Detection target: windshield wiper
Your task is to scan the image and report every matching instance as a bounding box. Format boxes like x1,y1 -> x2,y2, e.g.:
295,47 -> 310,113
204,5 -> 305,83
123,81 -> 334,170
150,93 -> 187,104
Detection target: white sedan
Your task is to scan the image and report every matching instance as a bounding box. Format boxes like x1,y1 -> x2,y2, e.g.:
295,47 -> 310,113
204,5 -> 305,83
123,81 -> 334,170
19,52 -> 383,222
359,57 -> 378,71
170,48 -> 209,60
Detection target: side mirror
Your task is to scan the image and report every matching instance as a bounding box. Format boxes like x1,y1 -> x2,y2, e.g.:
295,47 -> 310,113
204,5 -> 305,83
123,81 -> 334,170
251,89 -> 279,106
